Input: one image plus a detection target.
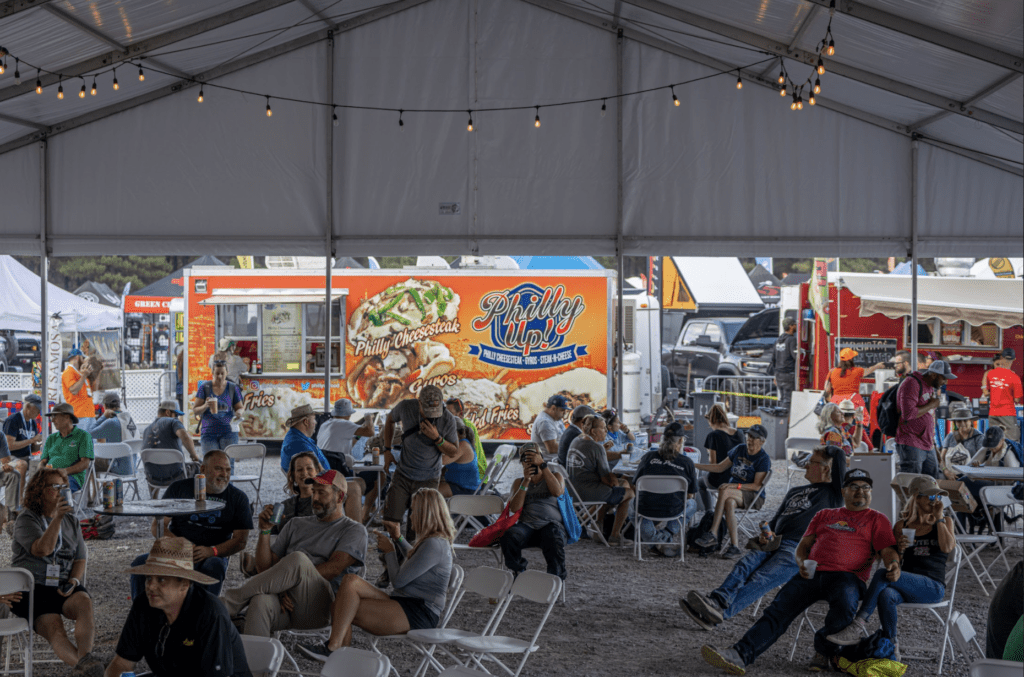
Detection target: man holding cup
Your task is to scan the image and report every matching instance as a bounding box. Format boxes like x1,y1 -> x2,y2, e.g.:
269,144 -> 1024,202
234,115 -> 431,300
701,468 -> 899,674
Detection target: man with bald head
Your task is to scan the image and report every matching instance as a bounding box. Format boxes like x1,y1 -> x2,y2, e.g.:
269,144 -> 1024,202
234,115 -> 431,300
128,450 -> 253,599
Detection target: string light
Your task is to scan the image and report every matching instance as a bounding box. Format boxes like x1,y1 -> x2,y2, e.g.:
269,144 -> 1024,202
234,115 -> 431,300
112,68 -> 119,91
790,92 -> 798,110
735,72 -> 743,90
796,94 -> 804,110
332,106 -> 338,127
398,109 -> 404,129
35,69 -> 42,94
466,110 -> 473,132
138,65 -> 145,82
813,77 -> 821,94
600,98 -> 606,118
534,106 -> 540,128
777,68 -> 786,85
57,77 -> 63,100
671,86 -> 680,106
265,95 -> 272,117
816,57 -> 825,75
780,84 -> 787,97
826,36 -> 835,56
0,59 -> 5,75
90,76 -> 97,96
808,93 -> 816,106
78,79 -> 86,98
197,85 -> 204,103
13,58 -> 20,85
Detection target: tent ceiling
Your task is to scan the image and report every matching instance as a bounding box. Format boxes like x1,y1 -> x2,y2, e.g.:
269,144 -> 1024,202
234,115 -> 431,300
0,0 -> 1020,257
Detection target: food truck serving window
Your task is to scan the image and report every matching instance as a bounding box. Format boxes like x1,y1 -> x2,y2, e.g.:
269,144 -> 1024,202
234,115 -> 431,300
907,319 -> 1002,349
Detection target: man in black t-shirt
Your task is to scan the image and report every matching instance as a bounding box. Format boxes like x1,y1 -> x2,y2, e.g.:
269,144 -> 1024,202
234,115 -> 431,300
105,536 -> 252,677
128,450 -> 253,599
557,405 -> 595,467
769,318 -> 798,410
681,445 -> 846,629
633,422 -> 697,557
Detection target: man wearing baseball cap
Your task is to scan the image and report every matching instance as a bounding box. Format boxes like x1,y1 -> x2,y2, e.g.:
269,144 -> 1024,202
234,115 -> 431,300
84,392 -> 139,475
61,348 -> 96,424
106,536 -> 252,677
895,359 -> 957,478
694,424 -> 772,559
532,394 -> 569,458
221,469 -> 367,638
983,348 -> 1022,442
701,468 -> 900,674
769,317 -> 798,411
381,385 -> 459,539
142,399 -> 201,467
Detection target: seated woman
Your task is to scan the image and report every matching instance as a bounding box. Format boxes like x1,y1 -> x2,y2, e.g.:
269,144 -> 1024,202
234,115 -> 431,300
939,403 -> 984,480
958,427 -> 1022,533
694,425 -> 771,559
817,403 -> 855,457
567,414 -> 634,546
828,476 -> 955,660
312,488 -> 455,654
439,420 -> 482,498
601,409 -> 635,454
698,403 -> 744,511
11,468 -> 103,676
633,421 -> 697,557
500,442 -> 568,579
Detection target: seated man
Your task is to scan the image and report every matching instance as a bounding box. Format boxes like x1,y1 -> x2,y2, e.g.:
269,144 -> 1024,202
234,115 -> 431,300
106,536 -> 252,677
3,393 -> 41,512
280,404 -> 330,474
939,402 -> 984,480
0,411 -> 26,526
633,421 -> 697,557
141,399 -> 202,477
221,469 -> 368,637
84,392 -> 138,474
694,424 -> 772,559
12,467 -> 103,676
682,444 -> 845,629
557,404 -> 595,467
129,450 -> 252,599
41,402 -> 95,493
701,469 -> 899,674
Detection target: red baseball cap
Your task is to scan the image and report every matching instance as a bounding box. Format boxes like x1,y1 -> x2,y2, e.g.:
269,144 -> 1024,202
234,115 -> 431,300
305,469 -> 348,493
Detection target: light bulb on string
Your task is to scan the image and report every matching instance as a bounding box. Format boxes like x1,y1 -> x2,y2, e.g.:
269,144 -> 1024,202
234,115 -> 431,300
35,70 -> 42,94
398,109 -> 404,130
534,106 -> 540,128
796,95 -> 804,110
197,85 -> 204,103
112,69 -> 119,90
780,84 -> 787,97
78,79 -> 86,98
827,37 -> 835,56
14,58 -> 20,85
57,78 -> 64,100
467,110 -> 473,132
600,98 -> 606,118
265,95 -> 272,117
138,65 -> 144,81
817,57 -> 825,75
671,86 -> 680,106
813,78 -> 821,94
0,60 -> 5,75
808,94 -> 816,106
332,106 -> 338,127
736,73 -> 743,90
790,92 -> 798,110
777,69 -> 786,85
90,76 -> 97,96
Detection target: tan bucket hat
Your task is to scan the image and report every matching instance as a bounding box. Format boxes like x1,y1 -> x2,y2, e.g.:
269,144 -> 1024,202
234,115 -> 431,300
285,403 -> 316,428
124,536 -> 217,584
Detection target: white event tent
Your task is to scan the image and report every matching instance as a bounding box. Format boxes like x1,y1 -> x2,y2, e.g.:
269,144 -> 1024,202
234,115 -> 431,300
0,255 -> 122,331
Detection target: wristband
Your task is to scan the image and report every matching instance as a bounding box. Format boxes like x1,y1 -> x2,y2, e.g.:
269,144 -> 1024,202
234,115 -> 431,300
261,529 -> 272,536
738,484 -> 743,491
435,437 -> 444,447
212,546 -> 219,557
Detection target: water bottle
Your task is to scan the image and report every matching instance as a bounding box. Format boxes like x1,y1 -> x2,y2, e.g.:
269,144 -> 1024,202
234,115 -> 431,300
635,432 -> 649,451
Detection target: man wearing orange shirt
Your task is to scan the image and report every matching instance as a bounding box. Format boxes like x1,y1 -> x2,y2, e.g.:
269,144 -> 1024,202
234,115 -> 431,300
984,349 -> 1022,442
62,348 -> 96,425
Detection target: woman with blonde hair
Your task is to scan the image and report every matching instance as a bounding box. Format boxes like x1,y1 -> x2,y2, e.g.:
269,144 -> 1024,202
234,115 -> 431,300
698,403 -> 744,509
304,488 -> 455,659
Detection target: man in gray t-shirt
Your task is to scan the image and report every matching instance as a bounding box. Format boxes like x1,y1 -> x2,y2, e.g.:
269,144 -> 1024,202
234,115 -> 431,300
531,395 -> 568,458
568,436 -> 614,503
382,385 -> 459,537
221,469 -> 368,637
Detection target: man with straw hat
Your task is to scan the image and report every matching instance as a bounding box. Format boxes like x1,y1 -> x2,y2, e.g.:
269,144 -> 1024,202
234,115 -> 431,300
104,536 -> 252,677
280,403 -> 329,474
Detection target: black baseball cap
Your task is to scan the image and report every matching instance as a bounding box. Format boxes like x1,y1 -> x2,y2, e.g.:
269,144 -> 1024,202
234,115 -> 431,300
663,421 -> 685,439
843,468 -> 873,487
745,424 -> 768,440
997,348 -> 1016,361
984,426 -> 1005,448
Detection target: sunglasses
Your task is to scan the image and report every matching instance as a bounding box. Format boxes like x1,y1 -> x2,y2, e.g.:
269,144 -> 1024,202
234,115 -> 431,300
919,494 -> 940,502
212,360 -> 227,366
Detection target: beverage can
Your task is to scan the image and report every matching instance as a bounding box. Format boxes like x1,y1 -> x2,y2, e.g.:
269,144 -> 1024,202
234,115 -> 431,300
61,487 -> 74,508
761,522 -> 774,540
271,502 -> 286,525
371,445 -> 380,465
102,481 -> 116,510
195,473 -> 207,502
114,477 -> 124,506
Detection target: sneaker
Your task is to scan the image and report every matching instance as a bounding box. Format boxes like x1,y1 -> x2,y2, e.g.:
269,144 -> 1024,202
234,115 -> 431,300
700,645 -> 746,675
826,618 -> 867,646
679,598 -> 716,631
892,639 -> 901,663
72,653 -> 104,677
298,642 -> 333,663
808,652 -> 834,672
688,590 -> 725,625
374,570 -> 390,589
694,532 -> 718,549
721,545 -> 742,560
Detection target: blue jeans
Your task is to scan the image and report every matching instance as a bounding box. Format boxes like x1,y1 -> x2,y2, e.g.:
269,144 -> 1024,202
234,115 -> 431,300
734,570 -> 865,665
896,444 -> 939,478
201,432 -> 239,454
639,499 -> 697,545
711,539 -> 800,620
130,552 -> 229,599
857,568 -> 945,640
69,476 -> 82,492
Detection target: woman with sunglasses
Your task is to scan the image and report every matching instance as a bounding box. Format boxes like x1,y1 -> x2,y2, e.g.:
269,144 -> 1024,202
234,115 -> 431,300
827,476 -> 955,658
192,360 -> 244,455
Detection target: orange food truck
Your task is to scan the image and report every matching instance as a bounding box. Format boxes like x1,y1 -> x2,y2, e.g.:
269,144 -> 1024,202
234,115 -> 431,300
183,267 -> 614,440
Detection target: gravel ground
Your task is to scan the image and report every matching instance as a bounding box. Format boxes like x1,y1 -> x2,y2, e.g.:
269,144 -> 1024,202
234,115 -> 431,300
0,456 -> 1015,676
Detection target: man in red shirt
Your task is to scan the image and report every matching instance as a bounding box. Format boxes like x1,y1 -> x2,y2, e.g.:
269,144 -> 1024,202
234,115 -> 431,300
894,360 -> 956,478
983,349 -> 1022,442
701,469 -> 899,674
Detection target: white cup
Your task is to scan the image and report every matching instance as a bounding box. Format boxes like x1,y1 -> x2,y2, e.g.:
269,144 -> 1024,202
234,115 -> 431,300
903,528 -> 916,545
803,559 -> 818,577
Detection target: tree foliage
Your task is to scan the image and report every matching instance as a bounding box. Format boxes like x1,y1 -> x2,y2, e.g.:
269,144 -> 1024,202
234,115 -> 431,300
15,256 -> 176,292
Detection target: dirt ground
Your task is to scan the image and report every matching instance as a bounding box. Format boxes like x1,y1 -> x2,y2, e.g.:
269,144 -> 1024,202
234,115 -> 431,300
0,456 -> 1015,676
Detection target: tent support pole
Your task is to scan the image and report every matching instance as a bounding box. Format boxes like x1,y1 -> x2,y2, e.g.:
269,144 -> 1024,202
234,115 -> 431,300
615,26 -> 624,417
323,29 -> 335,415
910,139 -> 919,365
39,139 -> 48,417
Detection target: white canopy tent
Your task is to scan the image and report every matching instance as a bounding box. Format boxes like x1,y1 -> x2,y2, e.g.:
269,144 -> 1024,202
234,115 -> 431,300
0,255 -> 122,331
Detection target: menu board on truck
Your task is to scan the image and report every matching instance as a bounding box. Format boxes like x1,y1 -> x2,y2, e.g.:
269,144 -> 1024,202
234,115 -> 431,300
261,303 -> 302,372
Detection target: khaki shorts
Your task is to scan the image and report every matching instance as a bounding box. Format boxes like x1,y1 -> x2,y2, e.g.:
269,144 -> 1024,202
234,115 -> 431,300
989,416 -> 1021,442
383,471 -> 439,523
740,489 -> 765,510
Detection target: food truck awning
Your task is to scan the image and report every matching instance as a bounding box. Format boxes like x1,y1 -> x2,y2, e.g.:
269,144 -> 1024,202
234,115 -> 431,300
199,289 -> 349,305
836,273 -> 1024,329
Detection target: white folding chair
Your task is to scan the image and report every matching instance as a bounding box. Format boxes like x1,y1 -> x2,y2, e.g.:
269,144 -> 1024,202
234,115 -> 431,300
632,475 -> 689,562
891,472 -> 932,513
240,635 -> 285,677
455,570 -> 562,677
551,461 -> 609,547
487,445 -> 518,487
319,647 -> 391,677
448,496 -> 504,565
0,568 -> 33,677
735,470 -> 773,539
224,443 -> 267,512
969,658 -> 1023,676
951,506 -> 999,595
406,566 -> 514,677
950,610 -> 984,663
899,546 -> 964,674
438,668 -> 489,676
70,461 -> 95,521
784,437 -> 819,491
979,485 -> 1024,578
93,442 -> 142,500
140,448 -> 188,499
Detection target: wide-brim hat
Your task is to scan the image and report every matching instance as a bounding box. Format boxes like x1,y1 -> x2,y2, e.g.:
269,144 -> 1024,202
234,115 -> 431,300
124,536 -> 217,584
838,399 -> 857,414
332,399 -> 355,417
45,402 -> 78,424
907,476 -> 948,499
286,403 -> 316,427
947,402 -> 976,421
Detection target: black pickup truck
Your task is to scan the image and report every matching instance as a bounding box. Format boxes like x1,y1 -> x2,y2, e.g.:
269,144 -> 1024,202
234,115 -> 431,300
661,309 -> 779,393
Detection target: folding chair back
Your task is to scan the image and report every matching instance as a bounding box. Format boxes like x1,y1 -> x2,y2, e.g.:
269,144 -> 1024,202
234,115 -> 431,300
320,647 -> 391,676
633,475 -> 689,562
0,567 -> 33,676
240,634 -> 285,677
735,470 -> 772,538
439,564 -> 465,628
951,610 -> 983,661
223,442 -> 267,511
70,461 -> 95,520
449,495 -> 504,539
979,485 -> 1023,576
784,436 -> 819,491
94,442 -> 141,499
141,448 -> 187,498
969,659 -> 1022,676
488,444 -> 518,485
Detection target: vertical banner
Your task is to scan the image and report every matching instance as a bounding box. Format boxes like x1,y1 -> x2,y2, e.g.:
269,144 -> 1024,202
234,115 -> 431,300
755,257 -> 773,274
46,315 -> 62,407
810,258 -> 831,334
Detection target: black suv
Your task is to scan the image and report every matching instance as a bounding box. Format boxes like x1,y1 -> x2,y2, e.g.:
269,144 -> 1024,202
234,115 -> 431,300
662,308 -> 779,392
0,332 -> 14,372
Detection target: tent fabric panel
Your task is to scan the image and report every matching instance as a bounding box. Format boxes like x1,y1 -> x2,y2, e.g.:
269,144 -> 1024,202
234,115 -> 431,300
47,44 -> 329,256
332,0 -> 472,243
0,143 -> 42,255
916,144 -> 1024,258
860,299 -> 1022,329
0,255 -> 122,332
921,115 -> 1024,165
861,0 -> 1024,55
667,0 -> 814,45
811,73 -> 945,127
976,75 -> 1024,123
621,42 -> 912,255
0,8 -> 110,73
0,120 -> 33,146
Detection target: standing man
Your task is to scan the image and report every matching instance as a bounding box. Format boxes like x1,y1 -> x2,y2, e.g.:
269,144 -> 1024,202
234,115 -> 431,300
983,348 -> 1022,442
40,403 -> 94,493
106,537 -> 252,677
531,395 -> 568,459
891,350 -> 912,380
381,385 -> 458,539
557,404 -> 596,468
700,469 -> 899,674
895,360 -> 956,478
769,318 -> 798,411
62,348 -> 96,425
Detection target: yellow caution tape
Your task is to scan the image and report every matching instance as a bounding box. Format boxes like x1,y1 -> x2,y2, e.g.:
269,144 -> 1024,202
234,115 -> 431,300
703,389 -> 779,401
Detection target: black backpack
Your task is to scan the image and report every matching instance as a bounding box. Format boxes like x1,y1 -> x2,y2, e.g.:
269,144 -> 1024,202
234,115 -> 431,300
876,373 -> 923,437
686,511 -> 726,556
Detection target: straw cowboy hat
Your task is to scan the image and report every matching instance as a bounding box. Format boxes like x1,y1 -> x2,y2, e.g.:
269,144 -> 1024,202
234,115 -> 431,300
837,399 -> 857,414
124,536 -> 217,584
286,403 -> 316,428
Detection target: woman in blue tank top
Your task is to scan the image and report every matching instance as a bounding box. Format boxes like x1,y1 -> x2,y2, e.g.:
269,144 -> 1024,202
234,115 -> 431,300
439,419 -> 482,497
